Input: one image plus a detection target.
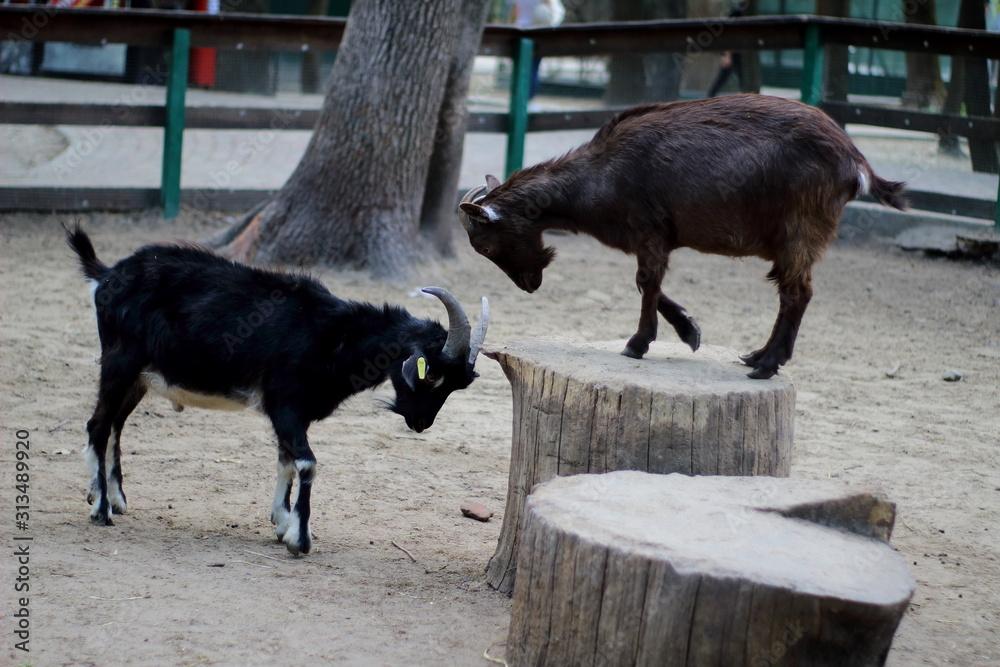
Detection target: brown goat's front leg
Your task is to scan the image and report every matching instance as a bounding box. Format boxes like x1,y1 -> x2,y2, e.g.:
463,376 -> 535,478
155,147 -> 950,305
743,273 -> 813,379
622,256 -> 667,359
657,294 -> 701,352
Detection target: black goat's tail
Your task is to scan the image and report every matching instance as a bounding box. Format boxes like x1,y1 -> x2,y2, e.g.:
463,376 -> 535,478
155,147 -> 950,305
859,164 -> 908,211
64,222 -> 109,281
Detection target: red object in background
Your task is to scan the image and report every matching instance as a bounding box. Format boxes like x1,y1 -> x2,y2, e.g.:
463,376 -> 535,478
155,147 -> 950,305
189,0 -> 217,87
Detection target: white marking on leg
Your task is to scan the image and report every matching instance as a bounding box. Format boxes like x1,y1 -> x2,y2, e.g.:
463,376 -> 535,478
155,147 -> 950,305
84,444 -> 100,503
271,460 -> 295,528
277,508 -> 300,547
295,459 -> 315,474
105,431 -> 126,514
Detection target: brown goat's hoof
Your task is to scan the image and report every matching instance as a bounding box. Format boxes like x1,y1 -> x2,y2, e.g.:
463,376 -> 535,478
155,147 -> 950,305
620,346 -> 646,360
680,322 -> 701,352
746,366 -> 777,380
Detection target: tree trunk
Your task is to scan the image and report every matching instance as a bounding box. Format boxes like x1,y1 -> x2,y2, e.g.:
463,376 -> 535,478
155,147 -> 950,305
817,0 -> 850,103
300,0 -> 329,95
509,472 -> 914,667
419,0 -> 492,257
212,0 -> 489,277
903,0 -> 944,109
482,339 -> 795,595
605,0 -> 688,105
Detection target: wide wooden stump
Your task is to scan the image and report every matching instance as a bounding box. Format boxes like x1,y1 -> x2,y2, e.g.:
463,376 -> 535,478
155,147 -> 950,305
509,472 -> 914,667
483,339 -> 795,594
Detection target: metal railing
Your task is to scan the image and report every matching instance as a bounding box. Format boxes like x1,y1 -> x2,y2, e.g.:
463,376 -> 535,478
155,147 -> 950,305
2,6 -> 1000,226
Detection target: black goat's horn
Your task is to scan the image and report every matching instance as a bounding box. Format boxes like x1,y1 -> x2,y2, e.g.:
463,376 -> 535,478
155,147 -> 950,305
468,296 -> 490,367
422,287 -> 471,362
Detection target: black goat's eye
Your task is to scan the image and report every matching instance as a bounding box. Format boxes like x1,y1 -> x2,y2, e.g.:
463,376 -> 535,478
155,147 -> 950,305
481,247 -> 491,256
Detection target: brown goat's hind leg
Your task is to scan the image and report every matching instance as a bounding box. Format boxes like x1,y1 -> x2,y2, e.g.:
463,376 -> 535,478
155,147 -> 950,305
745,276 -> 813,380
658,294 -> 701,352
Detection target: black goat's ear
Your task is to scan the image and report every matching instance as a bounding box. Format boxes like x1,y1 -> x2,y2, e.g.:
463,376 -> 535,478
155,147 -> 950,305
401,352 -> 426,391
485,174 -> 501,192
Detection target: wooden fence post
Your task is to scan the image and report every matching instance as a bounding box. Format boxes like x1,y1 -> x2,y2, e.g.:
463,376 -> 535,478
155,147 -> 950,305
161,27 -> 190,219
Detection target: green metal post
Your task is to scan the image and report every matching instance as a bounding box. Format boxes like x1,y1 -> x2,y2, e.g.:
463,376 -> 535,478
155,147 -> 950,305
800,23 -> 824,107
161,28 -> 190,218
505,37 -> 534,179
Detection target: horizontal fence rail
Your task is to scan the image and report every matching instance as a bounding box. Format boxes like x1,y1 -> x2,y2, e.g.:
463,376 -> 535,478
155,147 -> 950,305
2,6 -> 1000,224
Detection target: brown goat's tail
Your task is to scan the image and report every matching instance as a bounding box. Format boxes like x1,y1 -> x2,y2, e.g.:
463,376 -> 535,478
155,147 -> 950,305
63,222 -> 110,281
858,165 -> 908,211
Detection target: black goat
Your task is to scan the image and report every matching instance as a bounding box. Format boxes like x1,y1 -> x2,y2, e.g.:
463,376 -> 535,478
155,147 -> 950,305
459,94 -> 907,379
66,225 -> 488,555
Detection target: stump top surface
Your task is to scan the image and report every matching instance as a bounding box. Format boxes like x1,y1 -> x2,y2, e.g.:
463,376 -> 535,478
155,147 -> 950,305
483,338 -> 794,394
528,471 -> 915,605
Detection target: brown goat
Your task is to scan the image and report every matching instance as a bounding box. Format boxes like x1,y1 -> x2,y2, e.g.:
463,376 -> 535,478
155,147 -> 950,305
458,94 -> 907,379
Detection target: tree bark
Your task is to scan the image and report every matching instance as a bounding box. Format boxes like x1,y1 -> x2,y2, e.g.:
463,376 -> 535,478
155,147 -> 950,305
509,472 -> 914,667
817,0 -> 850,103
212,0 -> 489,277
482,339 -> 795,595
419,0 -> 492,257
903,0 -> 944,109
300,0 -> 330,95
605,0 -> 688,105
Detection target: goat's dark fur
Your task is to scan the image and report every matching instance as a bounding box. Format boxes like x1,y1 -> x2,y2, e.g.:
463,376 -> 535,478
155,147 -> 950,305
460,94 -> 907,379
66,225 -> 486,555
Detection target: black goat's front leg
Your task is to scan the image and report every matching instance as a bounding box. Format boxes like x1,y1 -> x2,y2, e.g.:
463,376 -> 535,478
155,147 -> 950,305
743,272 -> 813,379
622,255 -> 667,359
269,409 -> 315,556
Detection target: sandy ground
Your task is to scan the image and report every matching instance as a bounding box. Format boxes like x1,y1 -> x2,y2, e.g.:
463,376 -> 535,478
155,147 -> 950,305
1,210 -> 998,666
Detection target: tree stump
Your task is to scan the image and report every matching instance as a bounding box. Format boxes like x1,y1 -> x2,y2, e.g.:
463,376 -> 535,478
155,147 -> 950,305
483,339 -> 795,594
508,471 -> 915,667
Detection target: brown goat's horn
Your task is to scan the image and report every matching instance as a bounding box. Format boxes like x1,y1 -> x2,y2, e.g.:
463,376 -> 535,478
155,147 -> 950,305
422,287 -> 471,362
458,184 -> 488,232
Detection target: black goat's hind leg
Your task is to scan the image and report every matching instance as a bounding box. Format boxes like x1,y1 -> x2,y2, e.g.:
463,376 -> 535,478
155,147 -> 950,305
86,355 -> 143,525
658,294 -> 701,352
85,402 -> 120,526
105,385 -> 145,515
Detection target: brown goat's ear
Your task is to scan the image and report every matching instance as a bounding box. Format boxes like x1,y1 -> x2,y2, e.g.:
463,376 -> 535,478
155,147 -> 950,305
460,202 -> 490,221
485,174 -> 501,192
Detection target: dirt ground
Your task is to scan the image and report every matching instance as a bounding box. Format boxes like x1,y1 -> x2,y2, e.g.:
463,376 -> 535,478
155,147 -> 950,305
1,210 -> 998,666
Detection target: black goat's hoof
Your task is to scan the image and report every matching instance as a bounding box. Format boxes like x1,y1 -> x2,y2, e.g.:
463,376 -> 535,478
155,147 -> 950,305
746,366 -> 777,380
739,350 -> 764,367
90,514 -> 114,526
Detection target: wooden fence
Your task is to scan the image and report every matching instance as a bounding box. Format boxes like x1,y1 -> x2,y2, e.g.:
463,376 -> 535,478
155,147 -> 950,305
1,6 -> 999,225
